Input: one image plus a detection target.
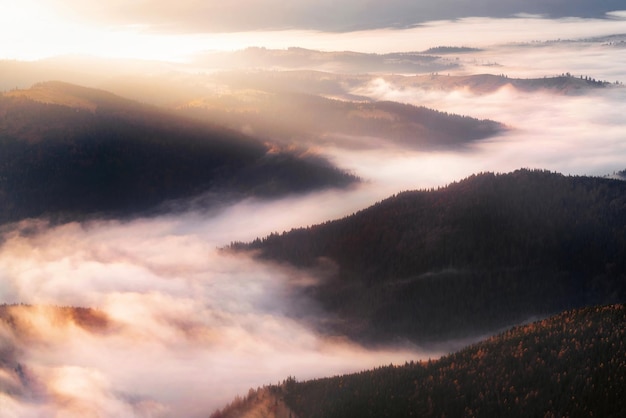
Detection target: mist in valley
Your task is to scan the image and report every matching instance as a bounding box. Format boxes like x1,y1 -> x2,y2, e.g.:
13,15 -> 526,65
0,203 -> 444,417
2,6 -> 626,417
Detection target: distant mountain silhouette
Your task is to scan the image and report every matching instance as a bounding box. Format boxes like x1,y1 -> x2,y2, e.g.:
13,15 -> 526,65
214,304 -> 626,418
195,47 -> 458,73
388,73 -> 617,95
422,46 -> 483,54
0,82 -> 358,224
232,169 -> 626,344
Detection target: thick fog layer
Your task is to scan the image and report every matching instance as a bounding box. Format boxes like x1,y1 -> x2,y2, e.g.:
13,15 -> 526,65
0,210 -> 439,417
344,85 -> 625,176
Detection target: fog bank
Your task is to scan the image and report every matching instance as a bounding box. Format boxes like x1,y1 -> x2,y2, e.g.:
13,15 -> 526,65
0,204 -> 442,417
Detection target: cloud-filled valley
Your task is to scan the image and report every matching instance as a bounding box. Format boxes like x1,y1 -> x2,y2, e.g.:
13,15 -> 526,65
1,6 -> 626,417
0,211 -> 439,417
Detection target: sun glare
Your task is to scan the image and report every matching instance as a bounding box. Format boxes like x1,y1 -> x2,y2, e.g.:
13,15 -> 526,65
3,1 -> 626,63
0,1 -> 222,62
0,1 -> 61,60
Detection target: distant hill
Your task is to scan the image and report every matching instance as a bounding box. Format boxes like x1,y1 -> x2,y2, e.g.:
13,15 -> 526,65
215,304 -> 626,418
195,47 -> 458,73
388,73 -> 617,95
232,170 -> 626,343
0,82 -> 358,224
422,46 -> 483,54
180,88 -> 505,151
0,304 -> 111,400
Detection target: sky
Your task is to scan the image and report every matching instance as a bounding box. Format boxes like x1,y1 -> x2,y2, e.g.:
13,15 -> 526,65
1,0 -> 626,61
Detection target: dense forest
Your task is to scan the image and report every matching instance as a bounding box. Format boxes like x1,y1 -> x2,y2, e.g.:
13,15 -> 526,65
232,170 -> 626,343
0,82 -> 357,224
214,304 -> 625,418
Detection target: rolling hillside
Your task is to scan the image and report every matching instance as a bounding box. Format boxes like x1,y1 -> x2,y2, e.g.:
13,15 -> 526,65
0,82 -> 358,224
233,169 -> 626,343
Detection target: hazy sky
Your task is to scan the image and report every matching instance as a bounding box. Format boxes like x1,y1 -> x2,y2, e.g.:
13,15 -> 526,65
2,1 -> 626,60
13,0 -> 626,32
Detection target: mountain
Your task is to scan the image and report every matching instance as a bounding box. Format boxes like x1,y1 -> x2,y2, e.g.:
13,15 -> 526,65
213,304 -> 626,418
0,82 -> 358,225
179,87 -> 505,151
232,169 -> 626,344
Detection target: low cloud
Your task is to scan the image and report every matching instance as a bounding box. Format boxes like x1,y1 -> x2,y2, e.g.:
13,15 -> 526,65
0,204 -> 440,417
345,46 -> 626,181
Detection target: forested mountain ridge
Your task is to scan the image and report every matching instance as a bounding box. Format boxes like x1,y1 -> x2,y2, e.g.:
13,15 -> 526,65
179,87 -> 506,151
232,169 -> 626,343
215,304 -> 625,418
0,82 -> 358,225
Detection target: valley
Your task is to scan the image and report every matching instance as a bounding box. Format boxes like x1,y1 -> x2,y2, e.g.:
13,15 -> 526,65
1,4 -> 626,417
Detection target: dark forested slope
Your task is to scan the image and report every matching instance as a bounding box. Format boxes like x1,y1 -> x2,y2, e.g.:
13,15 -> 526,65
234,170 -> 626,343
248,304 -> 624,418
0,82 -> 357,224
